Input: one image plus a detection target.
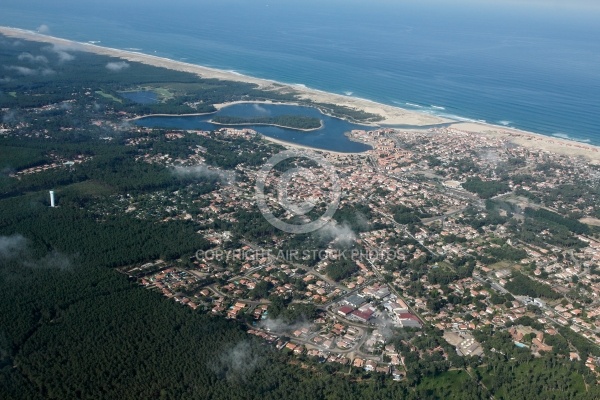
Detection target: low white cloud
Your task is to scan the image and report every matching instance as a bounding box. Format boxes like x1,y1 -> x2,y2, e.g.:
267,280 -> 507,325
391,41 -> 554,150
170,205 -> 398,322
18,53 -> 48,64
252,103 -> 271,115
37,24 -> 50,34
317,221 -> 356,246
24,250 -> 72,271
4,65 -> 37,76
172,164 -> 235,184
4,65 -> 55,77
0,234 -> 72,270
42,45 -> 76,63
41,68 -> 55,76
259,316 -> 313,334
0,234 -> 28,259
2,110 -> 18,124
211,342 -> 262,382
105,61 -> 130,72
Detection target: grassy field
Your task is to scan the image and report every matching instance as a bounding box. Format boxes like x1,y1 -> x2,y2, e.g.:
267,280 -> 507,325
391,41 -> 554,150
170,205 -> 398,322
95,90 -> 123,103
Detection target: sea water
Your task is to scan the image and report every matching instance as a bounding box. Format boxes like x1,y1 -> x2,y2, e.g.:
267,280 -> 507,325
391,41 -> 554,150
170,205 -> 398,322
1,0 -> 599,145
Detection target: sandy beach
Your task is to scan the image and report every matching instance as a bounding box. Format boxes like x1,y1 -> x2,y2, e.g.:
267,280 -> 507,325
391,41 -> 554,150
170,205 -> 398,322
450,122 -> 600,163
1,26 -> 599,162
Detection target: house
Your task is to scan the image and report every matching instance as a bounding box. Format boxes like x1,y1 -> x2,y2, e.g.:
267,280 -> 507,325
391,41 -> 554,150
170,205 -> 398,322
364,360 -> 377,371
345,294 -> 367,308
338,305 -> 355,317
351,309 -> 374,323
399,313 -> 421,328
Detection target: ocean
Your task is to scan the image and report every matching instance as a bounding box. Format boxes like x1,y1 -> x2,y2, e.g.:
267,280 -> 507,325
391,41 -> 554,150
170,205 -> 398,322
1,0 -> 599,145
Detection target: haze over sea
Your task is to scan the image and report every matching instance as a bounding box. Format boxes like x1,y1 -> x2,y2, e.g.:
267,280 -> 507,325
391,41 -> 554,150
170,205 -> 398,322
2,0 -> 599,145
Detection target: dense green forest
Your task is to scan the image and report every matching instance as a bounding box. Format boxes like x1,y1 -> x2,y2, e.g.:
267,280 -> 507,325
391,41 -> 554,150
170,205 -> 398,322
524,207 -> 590,235
462,177 -> 509,199
212,115 -> 322,130
504,272 -> 561,300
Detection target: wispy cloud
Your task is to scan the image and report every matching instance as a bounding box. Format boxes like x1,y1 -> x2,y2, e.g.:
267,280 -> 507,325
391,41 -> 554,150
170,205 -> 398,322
37,24 -> 50,34
18,52 -> 48,64
105,61 -> 130,72
317,221 -> 356,246
43,44 -> 76,63
252,103 -> 271,115
24,250 -> 72,271
172,164 -> 235,184
0,234 -> 28,259
2,110 -> 18,124
41,68 -> 55,76
0,234 -> 72,270
211,341 -> 262,382
4,65 -> 37,76
4,65 -> 55,77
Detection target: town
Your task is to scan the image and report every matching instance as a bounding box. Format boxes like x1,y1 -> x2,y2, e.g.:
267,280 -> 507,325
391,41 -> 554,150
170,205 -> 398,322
90,123 -> 600,379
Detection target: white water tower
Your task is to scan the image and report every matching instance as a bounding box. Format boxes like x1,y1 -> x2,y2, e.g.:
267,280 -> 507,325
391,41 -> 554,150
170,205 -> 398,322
49,190 -> 56,208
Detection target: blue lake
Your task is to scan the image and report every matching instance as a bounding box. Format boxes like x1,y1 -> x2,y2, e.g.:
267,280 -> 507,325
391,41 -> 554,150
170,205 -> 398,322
134,103 -> 373,153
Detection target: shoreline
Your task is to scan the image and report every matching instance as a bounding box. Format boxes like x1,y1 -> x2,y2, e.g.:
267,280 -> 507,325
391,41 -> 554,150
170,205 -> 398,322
258,135 -> 370,156
0,26 -> 448,128
1,26 -> 599,162
129,111 -> 216,121
208,119 -> 324,132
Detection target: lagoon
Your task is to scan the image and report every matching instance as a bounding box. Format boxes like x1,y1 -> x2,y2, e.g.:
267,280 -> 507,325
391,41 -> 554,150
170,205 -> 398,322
134,103 -> 373,153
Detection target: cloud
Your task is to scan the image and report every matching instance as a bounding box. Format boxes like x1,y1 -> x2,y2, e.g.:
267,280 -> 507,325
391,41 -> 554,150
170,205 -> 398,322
259,315 -> 313,334
2,110 -> 18,124
4,65 -> 54,77
18,53 -> 48,64
37,24 -> 50,34
252,103 -> 271,115
172,164 -> 235,184
0,77 -> 12,83
42,45 -> 76,63
60,102 -> 72,111
317,221 -> 356,246
0,235 -> 28,259
41,68 -> 55,76
353,212 -> 370,231
4,65 -> 37,76
1,167 -> 16,177
211,341 -> 262,382
0,234 -> 72,270
105,61 -> 130,72
56,51 -> 75,63
23,250 -> 72,271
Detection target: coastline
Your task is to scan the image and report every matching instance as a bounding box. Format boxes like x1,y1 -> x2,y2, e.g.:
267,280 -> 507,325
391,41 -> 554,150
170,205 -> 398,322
449,122 -> 600,163
0,26 -> 448,127
1,26 -> 599,162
